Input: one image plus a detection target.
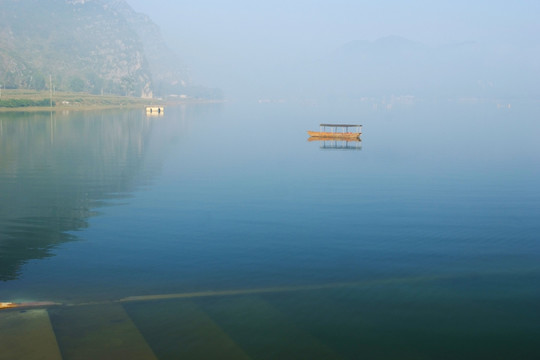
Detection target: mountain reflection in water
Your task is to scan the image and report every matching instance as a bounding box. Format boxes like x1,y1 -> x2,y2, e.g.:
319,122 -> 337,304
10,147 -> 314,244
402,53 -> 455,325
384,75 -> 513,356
0,110 -> 155,281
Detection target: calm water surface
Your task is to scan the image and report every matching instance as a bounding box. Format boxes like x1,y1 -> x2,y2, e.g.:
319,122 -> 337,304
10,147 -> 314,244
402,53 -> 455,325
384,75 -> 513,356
1,100 -> 539,359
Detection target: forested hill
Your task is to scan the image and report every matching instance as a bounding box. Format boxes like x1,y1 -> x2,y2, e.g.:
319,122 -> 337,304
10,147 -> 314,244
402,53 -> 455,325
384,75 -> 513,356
0,0 -> 219,99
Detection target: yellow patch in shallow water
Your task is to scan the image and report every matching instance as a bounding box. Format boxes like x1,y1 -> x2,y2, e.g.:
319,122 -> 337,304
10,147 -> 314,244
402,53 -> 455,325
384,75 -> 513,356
0,302 -> 17,310
0,309 -> 62,360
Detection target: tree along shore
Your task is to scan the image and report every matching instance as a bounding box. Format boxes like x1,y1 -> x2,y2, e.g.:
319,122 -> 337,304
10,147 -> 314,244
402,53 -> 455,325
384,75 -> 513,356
0,90 -> 171,111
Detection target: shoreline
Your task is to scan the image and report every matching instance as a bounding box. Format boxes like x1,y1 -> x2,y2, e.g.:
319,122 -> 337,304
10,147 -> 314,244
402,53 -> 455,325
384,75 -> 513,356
0,90 -> 223,112
0,101 -> 223,113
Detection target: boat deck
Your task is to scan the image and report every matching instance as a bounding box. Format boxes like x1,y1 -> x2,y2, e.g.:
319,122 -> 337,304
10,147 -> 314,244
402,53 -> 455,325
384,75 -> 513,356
307,124 -> 362,139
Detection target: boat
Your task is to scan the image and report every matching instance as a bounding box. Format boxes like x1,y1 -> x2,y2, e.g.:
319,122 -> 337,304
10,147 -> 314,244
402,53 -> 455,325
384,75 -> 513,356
146,106 -> 164,115
307,124 -> 362,139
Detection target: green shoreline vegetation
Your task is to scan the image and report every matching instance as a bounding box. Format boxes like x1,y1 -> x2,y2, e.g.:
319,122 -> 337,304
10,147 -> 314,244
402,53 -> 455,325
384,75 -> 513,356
0,98 -> 54,108
0,89 -> 184,112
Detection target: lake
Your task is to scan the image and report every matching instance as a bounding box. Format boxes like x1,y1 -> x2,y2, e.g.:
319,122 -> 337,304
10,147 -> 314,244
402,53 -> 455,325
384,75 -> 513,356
1,99 -> 539,359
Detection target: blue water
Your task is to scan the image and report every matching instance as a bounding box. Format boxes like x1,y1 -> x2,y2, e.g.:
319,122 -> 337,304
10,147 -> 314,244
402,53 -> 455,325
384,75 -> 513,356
1,100 -> 540,358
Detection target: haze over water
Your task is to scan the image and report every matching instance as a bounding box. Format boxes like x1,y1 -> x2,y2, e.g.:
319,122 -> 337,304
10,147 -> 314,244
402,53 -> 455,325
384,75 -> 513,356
1,99 -> 540,358
127,0 -> 540,101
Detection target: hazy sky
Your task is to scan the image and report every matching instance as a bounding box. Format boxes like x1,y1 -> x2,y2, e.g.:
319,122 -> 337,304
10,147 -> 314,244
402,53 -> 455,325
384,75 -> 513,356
125,0 -> 540,97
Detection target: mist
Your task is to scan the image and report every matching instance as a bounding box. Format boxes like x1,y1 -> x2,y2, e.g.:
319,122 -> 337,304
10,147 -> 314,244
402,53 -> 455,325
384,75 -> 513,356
127,1 -> 540,101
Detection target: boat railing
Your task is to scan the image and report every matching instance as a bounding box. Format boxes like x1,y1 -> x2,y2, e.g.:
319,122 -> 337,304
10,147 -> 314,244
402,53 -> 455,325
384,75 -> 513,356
319,124 -> 362,134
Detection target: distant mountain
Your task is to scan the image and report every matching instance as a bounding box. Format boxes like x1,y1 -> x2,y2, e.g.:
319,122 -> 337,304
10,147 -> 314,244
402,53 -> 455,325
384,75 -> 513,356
0,0 -> 219,98
324,36 -> 486,98
291,35 -> 538,100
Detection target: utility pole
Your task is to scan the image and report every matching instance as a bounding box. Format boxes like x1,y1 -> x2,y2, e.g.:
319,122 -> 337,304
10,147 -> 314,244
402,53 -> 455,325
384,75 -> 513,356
49,75 -> 53,108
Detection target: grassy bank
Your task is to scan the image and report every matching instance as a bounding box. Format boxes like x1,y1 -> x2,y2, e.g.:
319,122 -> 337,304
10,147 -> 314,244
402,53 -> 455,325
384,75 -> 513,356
0,90 -> 164,111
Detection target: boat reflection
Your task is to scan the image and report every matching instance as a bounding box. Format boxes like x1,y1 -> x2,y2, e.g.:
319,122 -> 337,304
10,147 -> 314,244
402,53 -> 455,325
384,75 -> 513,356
308,137 -> 362,151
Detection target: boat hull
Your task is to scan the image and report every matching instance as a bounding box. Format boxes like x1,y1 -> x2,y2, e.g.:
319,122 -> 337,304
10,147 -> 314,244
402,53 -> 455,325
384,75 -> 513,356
307,131 -> 361,139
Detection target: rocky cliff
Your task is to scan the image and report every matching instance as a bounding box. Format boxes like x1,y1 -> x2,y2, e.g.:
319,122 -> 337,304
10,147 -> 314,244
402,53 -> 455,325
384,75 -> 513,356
0,0 -> 193,98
